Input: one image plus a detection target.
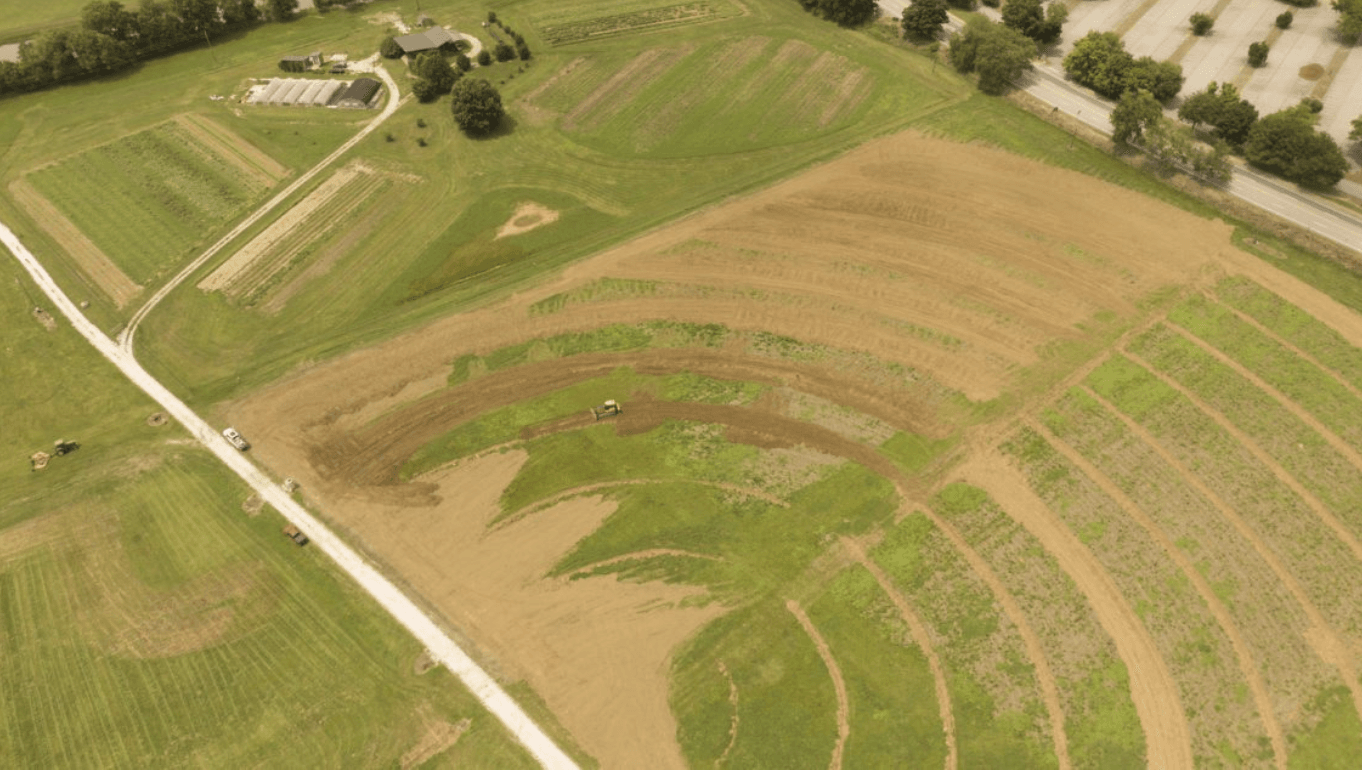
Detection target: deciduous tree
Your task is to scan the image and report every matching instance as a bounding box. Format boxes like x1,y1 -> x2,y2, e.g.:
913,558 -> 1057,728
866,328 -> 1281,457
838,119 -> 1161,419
1177,81 -> 1259,147
381,36 -> 403,59
1351,114 -> 1362,141
265,0 -> 299,22
450,78 -> 505,135
81,1 -> 140,41
1063,31 -> 1132,99
1334,0 -> 1362,38
950,17 -> 1037,94
1111,88 -> 1163,146
1248,41 -> 1269,67
797,0 -> 879,26
494,41 -> 515,62
1245,105 -> 1349,188
1002,0 -> 1067,45
1124,56 -> 1184,102
902,0 -> 950,40
412,51 -> 457,99
1190,12 -> 1213,35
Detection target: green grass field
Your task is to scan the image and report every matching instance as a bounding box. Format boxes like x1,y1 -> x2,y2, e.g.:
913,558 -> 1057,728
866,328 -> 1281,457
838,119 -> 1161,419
0,0 -> 89,41
9,0 -> 1362,767
0,259 -> 546,767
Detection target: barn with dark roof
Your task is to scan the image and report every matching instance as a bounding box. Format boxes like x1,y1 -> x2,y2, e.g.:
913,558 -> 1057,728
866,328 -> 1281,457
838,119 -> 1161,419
334,77 -> 381,109
393,27 -> 458,55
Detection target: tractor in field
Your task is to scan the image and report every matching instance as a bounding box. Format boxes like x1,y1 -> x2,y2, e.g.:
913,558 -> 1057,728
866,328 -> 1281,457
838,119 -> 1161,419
283,524 -> 308,546
52,439 -> 79,456
590,399 -> 622,420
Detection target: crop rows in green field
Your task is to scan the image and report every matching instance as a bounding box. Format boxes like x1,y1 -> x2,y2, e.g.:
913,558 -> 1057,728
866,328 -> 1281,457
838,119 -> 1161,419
26,122 -> 272,285
541,35 -> 874,157
0,453 -> 534,769
870,513 -> 1057,768
1167,294 -> 1362,452
1002,427 -> 1267,767
933,484 -> 1144,770
1040,384 -> 1340,742
1215,276 -> 1362,391
1084,355 -> 1362,640
535,1 -> 740,45
1126,323 -> 1362,543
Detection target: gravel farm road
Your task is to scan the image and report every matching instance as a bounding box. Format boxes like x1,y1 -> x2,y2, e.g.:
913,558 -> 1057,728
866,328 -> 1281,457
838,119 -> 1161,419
2,64 -> 577,770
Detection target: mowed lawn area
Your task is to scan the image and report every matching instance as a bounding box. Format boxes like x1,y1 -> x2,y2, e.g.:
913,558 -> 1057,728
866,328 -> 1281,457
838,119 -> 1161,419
0,260 -> 539,767
0,0 -> 966,407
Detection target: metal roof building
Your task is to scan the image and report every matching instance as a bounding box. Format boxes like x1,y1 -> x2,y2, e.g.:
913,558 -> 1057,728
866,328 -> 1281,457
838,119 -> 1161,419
393,27 -> 458,55
334,77 -> 381,109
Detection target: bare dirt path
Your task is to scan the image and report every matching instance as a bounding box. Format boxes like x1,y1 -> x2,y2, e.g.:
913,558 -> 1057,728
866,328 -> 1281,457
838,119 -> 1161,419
1099,368 -> 1362,724
1165,323 -> 1362,472
1122,348 -> 1362,561
786,600 -> 850,770
957,451 -> 1195,770
842,536 -> 958,770
1026,419 -> 1287,768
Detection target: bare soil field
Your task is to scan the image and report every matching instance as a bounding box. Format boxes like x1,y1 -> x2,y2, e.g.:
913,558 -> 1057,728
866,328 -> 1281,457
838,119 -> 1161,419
229,132 -> 1362,767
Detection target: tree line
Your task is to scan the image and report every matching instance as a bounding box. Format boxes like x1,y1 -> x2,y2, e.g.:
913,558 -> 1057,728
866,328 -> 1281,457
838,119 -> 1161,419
896,0 -> 1358,190
0,0 -> 300,96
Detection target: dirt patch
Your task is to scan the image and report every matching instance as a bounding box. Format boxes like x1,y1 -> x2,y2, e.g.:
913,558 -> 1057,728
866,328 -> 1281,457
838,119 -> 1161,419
413,649 -> 438,675
495,202 -> 560,240
9,178 -> 142,307
1299,63 -> 1325,81
31,306 -> 56,331
241,494 -> 264,516
146,412 -> 168,427
257,449 -> 722,769
400,714 -> 470,769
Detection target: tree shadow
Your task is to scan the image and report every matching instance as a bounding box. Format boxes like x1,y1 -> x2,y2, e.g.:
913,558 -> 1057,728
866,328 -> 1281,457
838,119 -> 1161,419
471,113 -> 518,140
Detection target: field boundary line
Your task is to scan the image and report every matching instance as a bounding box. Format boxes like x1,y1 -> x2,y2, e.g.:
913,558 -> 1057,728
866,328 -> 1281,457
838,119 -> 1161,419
1026,418 -> 1287,768
715,661 -> 739,768
1164,323 -> 1362,473
785,599 -> 850,770
917,503 -> 1072,770
119,66 -> 408,352
2,203 -> 577,769
842,537 -> 958,770
8,178 -> 142,308
1122,349 -> 1362,562
1081,381 -> 1362,728
568,548 -> 721,577
957,451 -> 1194,770
1216,301 -> 1362,404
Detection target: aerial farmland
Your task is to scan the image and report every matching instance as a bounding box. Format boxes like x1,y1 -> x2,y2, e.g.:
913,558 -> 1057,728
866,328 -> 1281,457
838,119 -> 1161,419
2,0 -> 1362,768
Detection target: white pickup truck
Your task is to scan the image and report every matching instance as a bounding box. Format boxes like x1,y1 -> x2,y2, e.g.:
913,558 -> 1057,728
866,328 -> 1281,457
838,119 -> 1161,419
222,427 -> 250,451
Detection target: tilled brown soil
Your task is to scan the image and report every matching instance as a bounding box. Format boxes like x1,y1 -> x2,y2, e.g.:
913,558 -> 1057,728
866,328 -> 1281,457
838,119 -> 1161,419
228,131 -> 1358,769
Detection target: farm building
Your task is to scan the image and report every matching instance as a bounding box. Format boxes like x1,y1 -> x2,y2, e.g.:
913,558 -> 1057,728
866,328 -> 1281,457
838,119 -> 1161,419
393,27 -> 459,55
247,78 -> 347,107
278,51 -> 322,72
334,78 -> 382,109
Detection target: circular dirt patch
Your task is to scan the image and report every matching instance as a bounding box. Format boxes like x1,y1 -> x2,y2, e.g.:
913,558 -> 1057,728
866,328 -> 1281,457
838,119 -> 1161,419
146,412 -> 168,427
1299,64 -> 1325,81
496,202 -> 560,239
